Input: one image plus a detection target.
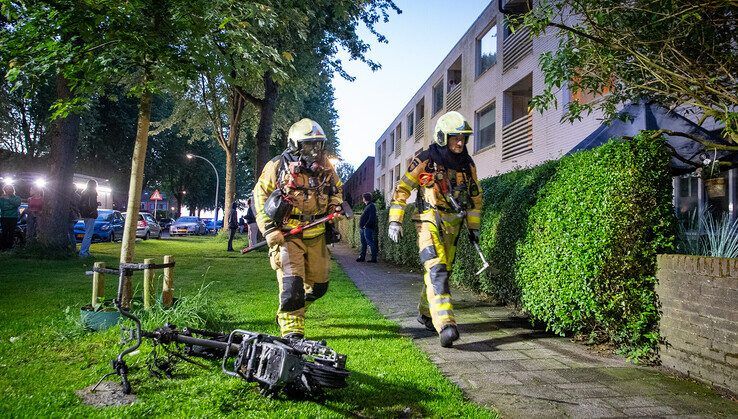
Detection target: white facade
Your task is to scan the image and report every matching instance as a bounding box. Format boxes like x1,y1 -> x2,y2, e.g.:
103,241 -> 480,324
373,1 -> 605,200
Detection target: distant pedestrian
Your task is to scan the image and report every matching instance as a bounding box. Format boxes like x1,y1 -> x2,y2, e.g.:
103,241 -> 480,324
245,198 -> 258,247
26,185 -> 44,242
0,184 -> 22,251
356,192 -> 378,263
227,201 -> 238,252
78,179 -> 99,257
238,216 -> 246,234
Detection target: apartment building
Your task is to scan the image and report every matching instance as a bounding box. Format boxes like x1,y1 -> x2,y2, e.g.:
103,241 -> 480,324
372,0 -> 733,223
343,156 -> 375,207
373,0 -> 605,198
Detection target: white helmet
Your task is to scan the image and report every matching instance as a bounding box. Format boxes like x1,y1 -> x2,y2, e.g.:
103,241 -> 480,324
434,111 -> 473,146
288,118 -> 326,151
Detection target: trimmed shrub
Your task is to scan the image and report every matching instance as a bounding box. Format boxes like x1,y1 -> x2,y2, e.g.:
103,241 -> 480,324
377,206 -> 422,271
451,161 -> 558,301
337,212 -> 362,248
516,132 -> 675,359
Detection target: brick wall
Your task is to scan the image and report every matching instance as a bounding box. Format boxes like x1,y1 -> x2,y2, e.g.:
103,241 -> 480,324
656,254 -> 738,394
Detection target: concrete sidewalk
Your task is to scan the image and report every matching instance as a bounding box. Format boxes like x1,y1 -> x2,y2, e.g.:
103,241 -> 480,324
330,244 -> 738,418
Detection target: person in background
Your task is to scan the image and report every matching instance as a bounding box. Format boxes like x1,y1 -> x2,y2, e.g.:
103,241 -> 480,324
26,185 -> 44,242
245,198 -> 258,247
78,179 -> 98,257
356,192 -> 378,263
227,201 -> 239,252
0,184 -> 22,251
238,215 -> 246,234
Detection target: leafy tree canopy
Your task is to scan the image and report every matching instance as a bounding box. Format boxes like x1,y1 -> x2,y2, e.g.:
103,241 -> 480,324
516,0 -> 737,144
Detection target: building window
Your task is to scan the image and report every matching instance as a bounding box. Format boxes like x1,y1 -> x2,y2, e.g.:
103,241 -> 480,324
475,102 -> 496,151
381,140 -> 386,167
569,74 -> 613,105
407,112 -> 414,137
396,123 -> 402,141
394,164 -> 401,183
477,24 -> 497,76
389,133 -> 395,153
432,79 -> 444,115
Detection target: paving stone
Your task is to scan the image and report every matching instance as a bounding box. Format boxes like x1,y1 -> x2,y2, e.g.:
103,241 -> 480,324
606,396 -> 661,409
330,245 -> 738,418
518,357 -> 570,371
508,370 -> 572,385
621,405 -> 680,416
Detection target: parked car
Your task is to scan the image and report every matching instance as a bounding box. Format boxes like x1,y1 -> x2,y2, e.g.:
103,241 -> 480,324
169,216 -> 206,236
158,218 -> 174,230
123,212 -> 162,240
74,209 -> 125,243
203,219 -> 224,234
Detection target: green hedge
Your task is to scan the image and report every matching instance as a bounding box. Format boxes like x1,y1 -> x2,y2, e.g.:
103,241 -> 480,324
450,160 -> 559,301
516,133 -> 675,359
337,212 -> 362,249
366,131 -> 675,359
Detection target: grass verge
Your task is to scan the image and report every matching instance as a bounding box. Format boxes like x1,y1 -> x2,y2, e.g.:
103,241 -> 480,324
0,235 -> 495,417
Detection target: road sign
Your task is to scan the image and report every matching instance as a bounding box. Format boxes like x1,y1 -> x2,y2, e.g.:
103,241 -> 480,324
150,189 -> 162,201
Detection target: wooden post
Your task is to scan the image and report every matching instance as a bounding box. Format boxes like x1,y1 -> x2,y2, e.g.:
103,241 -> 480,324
143,258 -> 154,310
162,255 -> 174,308
92,261 -> 105,309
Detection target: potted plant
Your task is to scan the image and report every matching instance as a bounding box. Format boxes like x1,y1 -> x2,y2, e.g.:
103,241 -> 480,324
698,153 -> 727,198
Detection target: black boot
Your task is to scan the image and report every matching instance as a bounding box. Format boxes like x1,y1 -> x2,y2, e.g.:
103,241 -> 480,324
417,314 -> 435,332
439,325 -> 459,348
356,256 -> 365,262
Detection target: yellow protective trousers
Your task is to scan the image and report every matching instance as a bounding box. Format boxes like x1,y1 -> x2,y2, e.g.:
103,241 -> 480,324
417,210 -> 463,333
269,234 -> 331,336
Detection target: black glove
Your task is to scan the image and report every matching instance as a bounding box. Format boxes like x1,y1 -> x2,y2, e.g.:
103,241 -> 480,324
469,229 -> 480,245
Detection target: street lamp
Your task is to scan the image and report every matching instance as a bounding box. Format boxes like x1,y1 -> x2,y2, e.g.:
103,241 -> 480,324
187,153 -> 219,232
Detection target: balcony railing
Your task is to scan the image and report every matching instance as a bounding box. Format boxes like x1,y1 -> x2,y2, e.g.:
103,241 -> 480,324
415,117 -> 425,141
501,112 -> 532,160
502,26 -> 532,72
446,84 -> 462,112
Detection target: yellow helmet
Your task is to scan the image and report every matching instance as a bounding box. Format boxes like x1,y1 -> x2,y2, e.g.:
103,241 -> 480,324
434,111 -> 473,146
288,118 -> 326,151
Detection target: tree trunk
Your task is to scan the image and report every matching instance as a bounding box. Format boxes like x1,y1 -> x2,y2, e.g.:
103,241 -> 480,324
222,145 -> 237,234
37,74 -> 80,253
119,90 -> 152,307
255,71 -> 278,177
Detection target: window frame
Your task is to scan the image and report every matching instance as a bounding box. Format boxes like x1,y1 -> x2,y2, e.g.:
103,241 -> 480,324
475,101 -> 497,153
476,21 -> 498,78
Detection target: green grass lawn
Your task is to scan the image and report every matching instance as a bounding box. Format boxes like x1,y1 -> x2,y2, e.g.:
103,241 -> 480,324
0,236 -> 495,417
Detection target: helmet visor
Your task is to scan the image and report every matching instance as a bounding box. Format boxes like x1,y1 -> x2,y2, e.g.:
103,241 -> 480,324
448,133 -> 471,144
299,140 -> 325,162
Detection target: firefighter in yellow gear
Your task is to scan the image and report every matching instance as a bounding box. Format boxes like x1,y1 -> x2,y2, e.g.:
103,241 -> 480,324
388,111 -> 482,348
253,118 -> 343,339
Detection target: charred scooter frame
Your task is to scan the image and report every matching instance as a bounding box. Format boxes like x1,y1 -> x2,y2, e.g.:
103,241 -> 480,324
94,262 -> 349,398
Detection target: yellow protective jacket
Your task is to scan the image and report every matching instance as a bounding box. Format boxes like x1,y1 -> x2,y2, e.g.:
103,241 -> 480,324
254,153 -> 343,239
389,149 -> 482,230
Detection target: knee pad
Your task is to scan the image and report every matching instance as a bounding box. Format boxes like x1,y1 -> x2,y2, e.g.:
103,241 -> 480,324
429,264 -> 450,295
280,276 -> 305,312
306,282 -> 329,302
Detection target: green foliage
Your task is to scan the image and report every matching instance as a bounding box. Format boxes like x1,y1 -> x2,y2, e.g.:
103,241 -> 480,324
451,161 -> 559,301
377,206 -> 421,271
517,132 -> 675,360
677,209 -> 738,258
516,0 -> 738,143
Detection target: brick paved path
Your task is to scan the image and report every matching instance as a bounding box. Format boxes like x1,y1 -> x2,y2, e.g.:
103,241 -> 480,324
331,244 -> 738,418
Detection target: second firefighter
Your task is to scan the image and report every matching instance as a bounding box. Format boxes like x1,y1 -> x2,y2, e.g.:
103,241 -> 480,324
388,111 -> 482,348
